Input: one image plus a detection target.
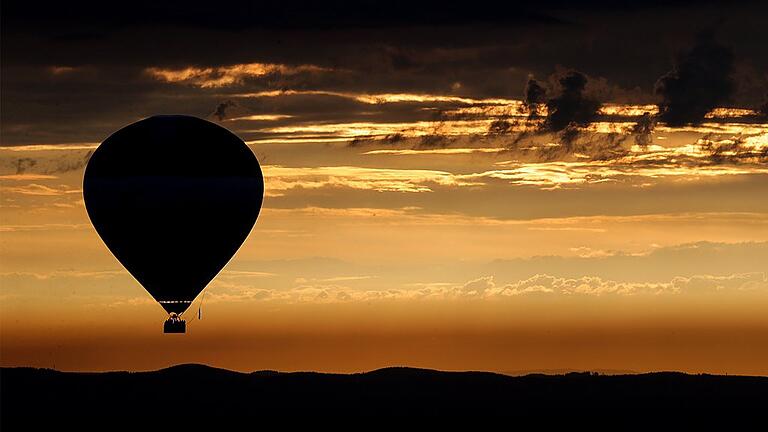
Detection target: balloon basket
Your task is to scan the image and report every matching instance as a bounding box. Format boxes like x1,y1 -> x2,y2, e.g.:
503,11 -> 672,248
163,315 -> 186,334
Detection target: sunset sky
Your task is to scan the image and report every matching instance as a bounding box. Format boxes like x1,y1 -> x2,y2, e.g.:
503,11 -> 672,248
2,1 -> 767,374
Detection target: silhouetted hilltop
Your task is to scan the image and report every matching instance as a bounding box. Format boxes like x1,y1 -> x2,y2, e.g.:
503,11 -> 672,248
2,365 -> 766,428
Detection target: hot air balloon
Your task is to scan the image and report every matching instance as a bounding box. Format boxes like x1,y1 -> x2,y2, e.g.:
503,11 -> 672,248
83,115 -> 264,333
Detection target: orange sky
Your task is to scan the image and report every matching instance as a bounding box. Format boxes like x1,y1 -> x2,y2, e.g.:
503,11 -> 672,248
2,76 -> 768,374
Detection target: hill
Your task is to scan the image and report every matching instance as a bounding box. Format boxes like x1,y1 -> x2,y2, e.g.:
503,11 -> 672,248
2,365 -> 766,428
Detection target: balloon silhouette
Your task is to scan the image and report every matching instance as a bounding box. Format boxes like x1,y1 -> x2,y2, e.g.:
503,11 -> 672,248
83,115 -> 264,332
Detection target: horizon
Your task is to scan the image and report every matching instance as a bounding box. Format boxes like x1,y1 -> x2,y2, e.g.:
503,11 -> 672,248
5,362 -> 765,378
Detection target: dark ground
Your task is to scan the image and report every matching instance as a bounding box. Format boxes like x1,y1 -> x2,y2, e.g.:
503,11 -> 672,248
2,364 -> 767,428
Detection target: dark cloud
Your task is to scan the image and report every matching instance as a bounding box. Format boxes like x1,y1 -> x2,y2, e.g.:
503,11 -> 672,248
543,71 -> 601,133
418,121 -> 460,148
486,70 -> 603,153
523,79 -> 547,118
699,135 -> 768,164
506,71 -> 630,156
631,113 -> 656,147
14,158 -> 37,174
211,100 -> 237,121
488,119 -> 515,135
534,71 -> 603,152
534,131 -> 629,162
655,32 -> 734,126
585,133 -> 630,160
2,2 -> 766,151
3,151 -> 94,176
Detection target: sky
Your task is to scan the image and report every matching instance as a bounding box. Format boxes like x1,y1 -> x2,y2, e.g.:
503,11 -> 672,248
1,1 -> 767,374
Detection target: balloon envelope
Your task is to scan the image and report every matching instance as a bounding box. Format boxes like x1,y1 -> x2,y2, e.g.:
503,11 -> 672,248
83,115 -> 264,314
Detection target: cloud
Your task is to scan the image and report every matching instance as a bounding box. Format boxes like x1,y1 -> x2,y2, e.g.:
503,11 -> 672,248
234,89 -> 516,106
630,113 -> 656,147
0,270 -> 123,279
4,3 -> 767,150
48,66 -> 79,75
655,31 -> 734,126
228,114 -> 293,122
0,150 -> 93,176
0,223 -> 90,232
670,273 -> 768,293
208,271 -> 768,304
569,247 -> 616,258
481,71 -> 609,155
363,148 -> 505,156
219,270 -> 277,278
460,276 -> 496,296
697,134 -> 768,164
295,275 -> 373,283
211,100 -> 237,121
0,144 -> 99,152
0,183 -> 82,196
263,165 -> 479,193
205,286 -> 277,303
263,209 -> 768,238
481,272 -> 768,298
459,159 -> 768,190
524,78 -> 547,118
543,71 -> 602,134
0,174 -> 58,181
145,62 -> 332,88
261,140 -> 768,194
